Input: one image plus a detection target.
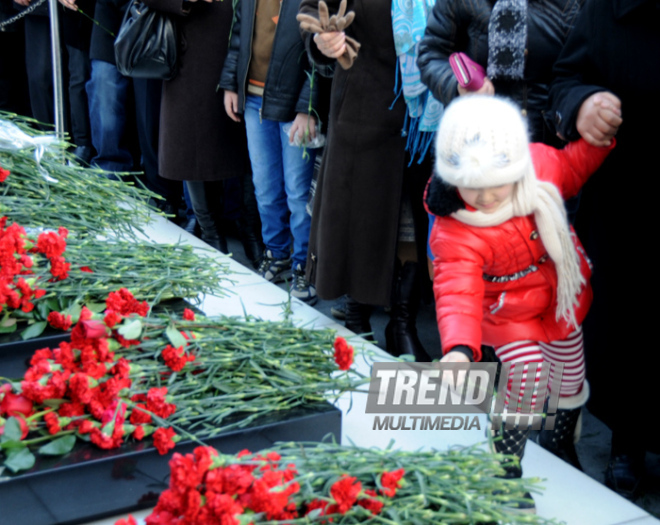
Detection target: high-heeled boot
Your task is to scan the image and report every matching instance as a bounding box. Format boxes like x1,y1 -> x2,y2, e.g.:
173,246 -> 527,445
186,181 -> 228,253
537,382 -> 589,470
344,297 -> 374,341
385,261 -> 430,361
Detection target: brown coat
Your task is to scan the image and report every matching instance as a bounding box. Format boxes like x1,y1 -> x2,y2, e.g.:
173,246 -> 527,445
142,0 -> 247,181
300,0 -> 409,307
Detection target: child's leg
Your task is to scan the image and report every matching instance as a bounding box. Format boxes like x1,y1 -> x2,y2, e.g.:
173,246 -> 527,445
539,327 -> 586,397
244,95 -> 291,262
490,341 -> 544,479
537,327 -> 589,469
278,122 -> 315,269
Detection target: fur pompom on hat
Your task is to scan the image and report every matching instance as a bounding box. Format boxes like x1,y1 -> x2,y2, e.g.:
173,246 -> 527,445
434,96 -> 531,189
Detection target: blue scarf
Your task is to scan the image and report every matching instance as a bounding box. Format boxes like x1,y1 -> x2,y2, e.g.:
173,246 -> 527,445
391,0 -> 443,165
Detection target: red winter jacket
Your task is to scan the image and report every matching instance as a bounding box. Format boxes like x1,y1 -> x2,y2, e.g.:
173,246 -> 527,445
429,139 -> 613,362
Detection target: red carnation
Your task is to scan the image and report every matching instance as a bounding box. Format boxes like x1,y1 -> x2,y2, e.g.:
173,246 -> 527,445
47,311 -> 72,331
329,475 -> 361,514
182,308 -> 195,321
380,468 -> 405,497
0,166 -> 10,182
162,344 -> 195,372
358,489 -> 384,515
44,412 -> 62,434
80,266 -> 94,273
115,515 -> 137,525
333,337 -> 354,371
104,311 -> 123,328
153,427 -> 177,455
35,231 -> 67,259
106,288 -> 149,317
146,387 -> 176,419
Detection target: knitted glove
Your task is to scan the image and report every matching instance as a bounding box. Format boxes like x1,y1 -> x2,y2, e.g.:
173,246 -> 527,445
297,0 -> 361,70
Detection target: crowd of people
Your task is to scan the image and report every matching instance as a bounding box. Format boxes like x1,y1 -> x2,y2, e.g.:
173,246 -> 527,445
1,0 -> 658,507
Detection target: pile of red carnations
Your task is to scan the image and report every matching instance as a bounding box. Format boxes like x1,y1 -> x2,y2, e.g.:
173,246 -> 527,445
0,288 -> 365,474
0,211 -> 231,340
115,441 -> 553,525
0,215 -> 70,329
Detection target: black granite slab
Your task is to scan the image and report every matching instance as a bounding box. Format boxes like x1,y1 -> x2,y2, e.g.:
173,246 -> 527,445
0,403 -> 342,525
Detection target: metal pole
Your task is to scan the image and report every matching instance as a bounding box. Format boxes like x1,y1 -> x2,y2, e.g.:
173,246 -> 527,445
48,0 -> 65,140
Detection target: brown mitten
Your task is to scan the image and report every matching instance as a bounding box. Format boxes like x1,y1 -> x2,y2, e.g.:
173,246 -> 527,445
297,0 -> 361,70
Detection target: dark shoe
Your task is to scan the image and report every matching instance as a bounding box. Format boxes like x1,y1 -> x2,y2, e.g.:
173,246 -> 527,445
385,261 -> 430,361
257,250 -> 292,283
344,296 -> 374,340
202,234 -> 228,254
183,216 -> 198,237
290,264 -> 317,305
330,296 -> 347,320
605,453 -> 644,500
186,181 -> 226,252
72,145 -> 94,164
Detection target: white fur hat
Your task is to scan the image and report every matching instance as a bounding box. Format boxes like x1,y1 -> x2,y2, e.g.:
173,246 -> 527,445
434,96 -> 531,188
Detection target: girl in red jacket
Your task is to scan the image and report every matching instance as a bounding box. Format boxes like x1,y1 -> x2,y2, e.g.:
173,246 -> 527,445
425,96 -> 613,481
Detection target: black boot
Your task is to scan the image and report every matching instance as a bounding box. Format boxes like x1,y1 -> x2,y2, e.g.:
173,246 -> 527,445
186,181 -> 228,253
537,383 -> 589,470
490,423 -> 536,513
385,261 -> 430,361
344,297 -> 374,341
537,408 -> 583,469
233,217 -> 263,268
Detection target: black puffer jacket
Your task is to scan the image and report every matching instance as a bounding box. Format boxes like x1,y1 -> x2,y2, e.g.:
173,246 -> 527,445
417,0 -> 583,143
218,0 -> 316,122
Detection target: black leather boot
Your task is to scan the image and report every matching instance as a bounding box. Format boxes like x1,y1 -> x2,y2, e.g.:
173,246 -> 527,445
385,261 -> 430,361
344,297 -> 374,340
537,382 -> 589,470
490,423 -> 536,513
233,217 -> 263,268
186,181 -> 228,253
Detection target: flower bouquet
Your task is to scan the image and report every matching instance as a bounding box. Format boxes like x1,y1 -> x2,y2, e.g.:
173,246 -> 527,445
116,441 -> 556,525
0,115 -> 159,237
0,288 -> 365,475
0,216 -> 233,341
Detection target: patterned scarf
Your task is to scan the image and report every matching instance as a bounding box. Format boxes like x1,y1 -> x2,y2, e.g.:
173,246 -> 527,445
487,0 -> 527,80
391,0 -> 443,164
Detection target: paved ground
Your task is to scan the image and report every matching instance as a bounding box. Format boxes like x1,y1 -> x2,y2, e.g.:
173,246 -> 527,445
225,236 -> 660,519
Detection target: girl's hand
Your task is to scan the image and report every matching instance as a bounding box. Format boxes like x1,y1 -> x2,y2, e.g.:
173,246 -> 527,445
440,351 -> 471,363
457,77 -> 495,97
288,113 -> 317,145
313,31 -> 346,59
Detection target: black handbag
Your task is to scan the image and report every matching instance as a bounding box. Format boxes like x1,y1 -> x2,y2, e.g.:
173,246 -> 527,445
114,0 -> 178,80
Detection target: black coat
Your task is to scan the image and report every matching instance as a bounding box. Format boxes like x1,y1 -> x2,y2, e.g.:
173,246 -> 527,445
299,0 -> 430,307
549,0 -> 660,450
89,0 -> 130,64
218,0 -> 317,122
141,0 -> 247,181
418,0 -> 583,143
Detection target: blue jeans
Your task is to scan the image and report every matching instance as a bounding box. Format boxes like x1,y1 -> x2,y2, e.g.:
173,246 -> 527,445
86,60 -> 133,174
244,95 -> 315,268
